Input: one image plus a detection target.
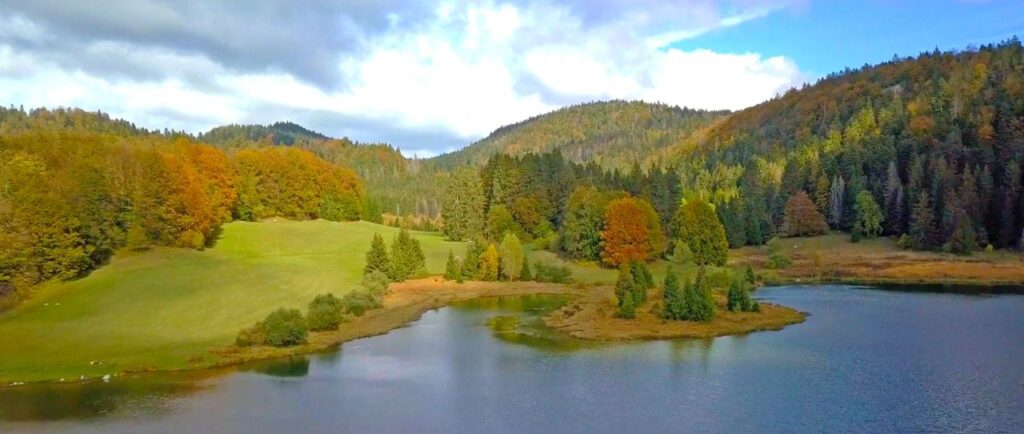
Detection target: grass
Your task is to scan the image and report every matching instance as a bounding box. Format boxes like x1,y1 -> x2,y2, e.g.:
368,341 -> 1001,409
732,233 -> 1024,285
0,219 -> 465,383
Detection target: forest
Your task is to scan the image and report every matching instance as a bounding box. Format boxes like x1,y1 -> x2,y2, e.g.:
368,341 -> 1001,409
2,38 -> 1024,305
0,108 -> 366,302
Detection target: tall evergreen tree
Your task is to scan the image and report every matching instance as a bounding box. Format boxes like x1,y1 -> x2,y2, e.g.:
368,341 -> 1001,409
440,167 -> 486,241
364,233 -> 390,276
910,192 -> 937,250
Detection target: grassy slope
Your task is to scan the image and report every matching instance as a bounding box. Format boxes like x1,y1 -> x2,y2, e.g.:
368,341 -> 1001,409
0,220 -> 464,382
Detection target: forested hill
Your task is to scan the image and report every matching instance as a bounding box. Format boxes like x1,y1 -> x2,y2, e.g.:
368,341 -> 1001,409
200,121 -> 331,146
429,101 -> 728,171
670,38 -> 1024,251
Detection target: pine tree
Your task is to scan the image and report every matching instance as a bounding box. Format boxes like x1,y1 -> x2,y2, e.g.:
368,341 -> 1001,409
364,233 -> 390,276
614,264 -> 634,308
441,167 -> 486,241
444,250 -> 460,280
829,174 -> 846,228
461,239 -> 484,280
745,265 -> 756,285
662,266 -> 683,320
389,229 -> 425,281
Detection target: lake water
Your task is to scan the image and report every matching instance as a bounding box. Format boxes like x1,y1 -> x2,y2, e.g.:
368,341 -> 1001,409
1,286 -> 1022,433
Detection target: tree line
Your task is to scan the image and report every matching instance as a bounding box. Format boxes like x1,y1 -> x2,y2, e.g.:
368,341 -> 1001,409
0,118 -> 368,302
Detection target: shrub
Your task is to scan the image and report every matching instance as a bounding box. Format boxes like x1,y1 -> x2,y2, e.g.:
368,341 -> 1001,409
766,253 -> 793,269
307,293 -> 344,331
986,244 -> 995,253
707,267 -> 733,288
342,291 -> 381,316
236,308 -> 309,348
533,261 -> 572,283
362,270 -> 390,297
897,234 -> 913,249
671,240 -> 694,266
264,308 -> 309,347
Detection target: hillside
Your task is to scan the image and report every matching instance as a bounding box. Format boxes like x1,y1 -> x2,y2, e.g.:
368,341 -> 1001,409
430,100 -> 727,171
199,121 -> 330,146
663,39 -> 1024,252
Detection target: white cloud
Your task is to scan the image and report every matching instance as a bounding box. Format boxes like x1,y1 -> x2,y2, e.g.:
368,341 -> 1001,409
0,1 -> 808,151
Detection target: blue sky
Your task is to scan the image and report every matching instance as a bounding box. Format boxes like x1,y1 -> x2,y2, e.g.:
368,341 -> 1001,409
0,1 -> 1019,156
674,0 -> 1024,78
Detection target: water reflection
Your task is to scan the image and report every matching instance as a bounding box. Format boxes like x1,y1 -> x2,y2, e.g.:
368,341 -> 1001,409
239,357 -> 310,378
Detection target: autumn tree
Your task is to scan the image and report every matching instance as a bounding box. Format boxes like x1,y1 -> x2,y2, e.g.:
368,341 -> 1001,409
783,191 -> 828,237
600,197 -> 652,267
479,244 -> 500,281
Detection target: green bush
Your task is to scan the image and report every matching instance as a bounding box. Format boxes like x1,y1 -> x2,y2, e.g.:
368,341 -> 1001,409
706,267 -> 733,288
342,291 -> 381,316
307,293 -> 344,331
237,308 -> 309,348
263,308 -> 309,347
533,261 -> 572,283
897,234 -> 913,249
765,253 -> 792,269
362,270 -> 391,296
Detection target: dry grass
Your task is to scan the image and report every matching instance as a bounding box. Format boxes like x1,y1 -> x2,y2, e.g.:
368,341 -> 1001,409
732,233 -> 1024,285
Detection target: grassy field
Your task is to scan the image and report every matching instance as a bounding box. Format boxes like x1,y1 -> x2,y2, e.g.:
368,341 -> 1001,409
0,220 -> 465,383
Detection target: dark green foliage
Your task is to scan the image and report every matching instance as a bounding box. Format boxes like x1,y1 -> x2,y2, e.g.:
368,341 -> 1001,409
341,291 -> 381,317
910,192 -> 937,250
388,229 -> 426,281
559,186 -> 613,261
533,261 -> 572,283
235,308 -> 309,348
661,266 -> 684,320
628,261 -> 653,305
318,193 -> 362,221
617,290 -> 637,319
726,277 -> 755,313
461,239 -> 485,280
614,265 -> 634,309
307,293 -> 344,331
364,233 -> 390,276
687,267 -> 716,322
444,250 -> 460,280
441,167 -> 486,241
745,265 -> 756,285
487,205 -> 522,241
519,256 -> 532,281
671,198 -> 729,266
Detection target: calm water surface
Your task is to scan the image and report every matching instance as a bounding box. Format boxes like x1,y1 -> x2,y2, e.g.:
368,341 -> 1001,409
1,286 -> 1022,433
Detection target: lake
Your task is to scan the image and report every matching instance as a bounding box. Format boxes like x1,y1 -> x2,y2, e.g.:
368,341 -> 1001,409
1,285 -> 1022,433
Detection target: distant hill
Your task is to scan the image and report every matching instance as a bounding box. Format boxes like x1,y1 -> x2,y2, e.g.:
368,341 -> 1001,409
429,100 -> 728,171
199,121 -> 331,146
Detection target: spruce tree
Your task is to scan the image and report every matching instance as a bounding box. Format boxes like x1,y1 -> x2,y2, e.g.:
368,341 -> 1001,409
364,233 -> 390,276
614,264 -> 635,308
444,250 -> 460,280
662,266 -> 682,320
461,239 -> 484,280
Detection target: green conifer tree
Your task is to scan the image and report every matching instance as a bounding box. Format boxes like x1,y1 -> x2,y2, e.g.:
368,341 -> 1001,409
364,233 -> 390,276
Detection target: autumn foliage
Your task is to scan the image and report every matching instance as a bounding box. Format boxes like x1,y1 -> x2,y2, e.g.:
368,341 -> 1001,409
600,197 -> 652,267
783,191 -> 828,237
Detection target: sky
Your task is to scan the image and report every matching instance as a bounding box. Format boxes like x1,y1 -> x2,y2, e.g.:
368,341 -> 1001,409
0,1 -> 1020,157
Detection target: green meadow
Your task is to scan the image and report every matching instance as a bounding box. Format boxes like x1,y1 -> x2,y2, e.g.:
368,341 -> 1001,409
0,220 -> 465,382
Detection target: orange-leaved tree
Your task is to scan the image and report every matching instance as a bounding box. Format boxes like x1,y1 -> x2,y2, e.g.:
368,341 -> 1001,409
600,197 -> 651,267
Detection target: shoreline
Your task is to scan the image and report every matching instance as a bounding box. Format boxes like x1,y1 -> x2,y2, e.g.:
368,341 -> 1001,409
4,277 -> 806,386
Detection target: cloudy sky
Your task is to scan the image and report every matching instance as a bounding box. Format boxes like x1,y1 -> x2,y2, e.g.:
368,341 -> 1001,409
0,1 -> 1020,157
